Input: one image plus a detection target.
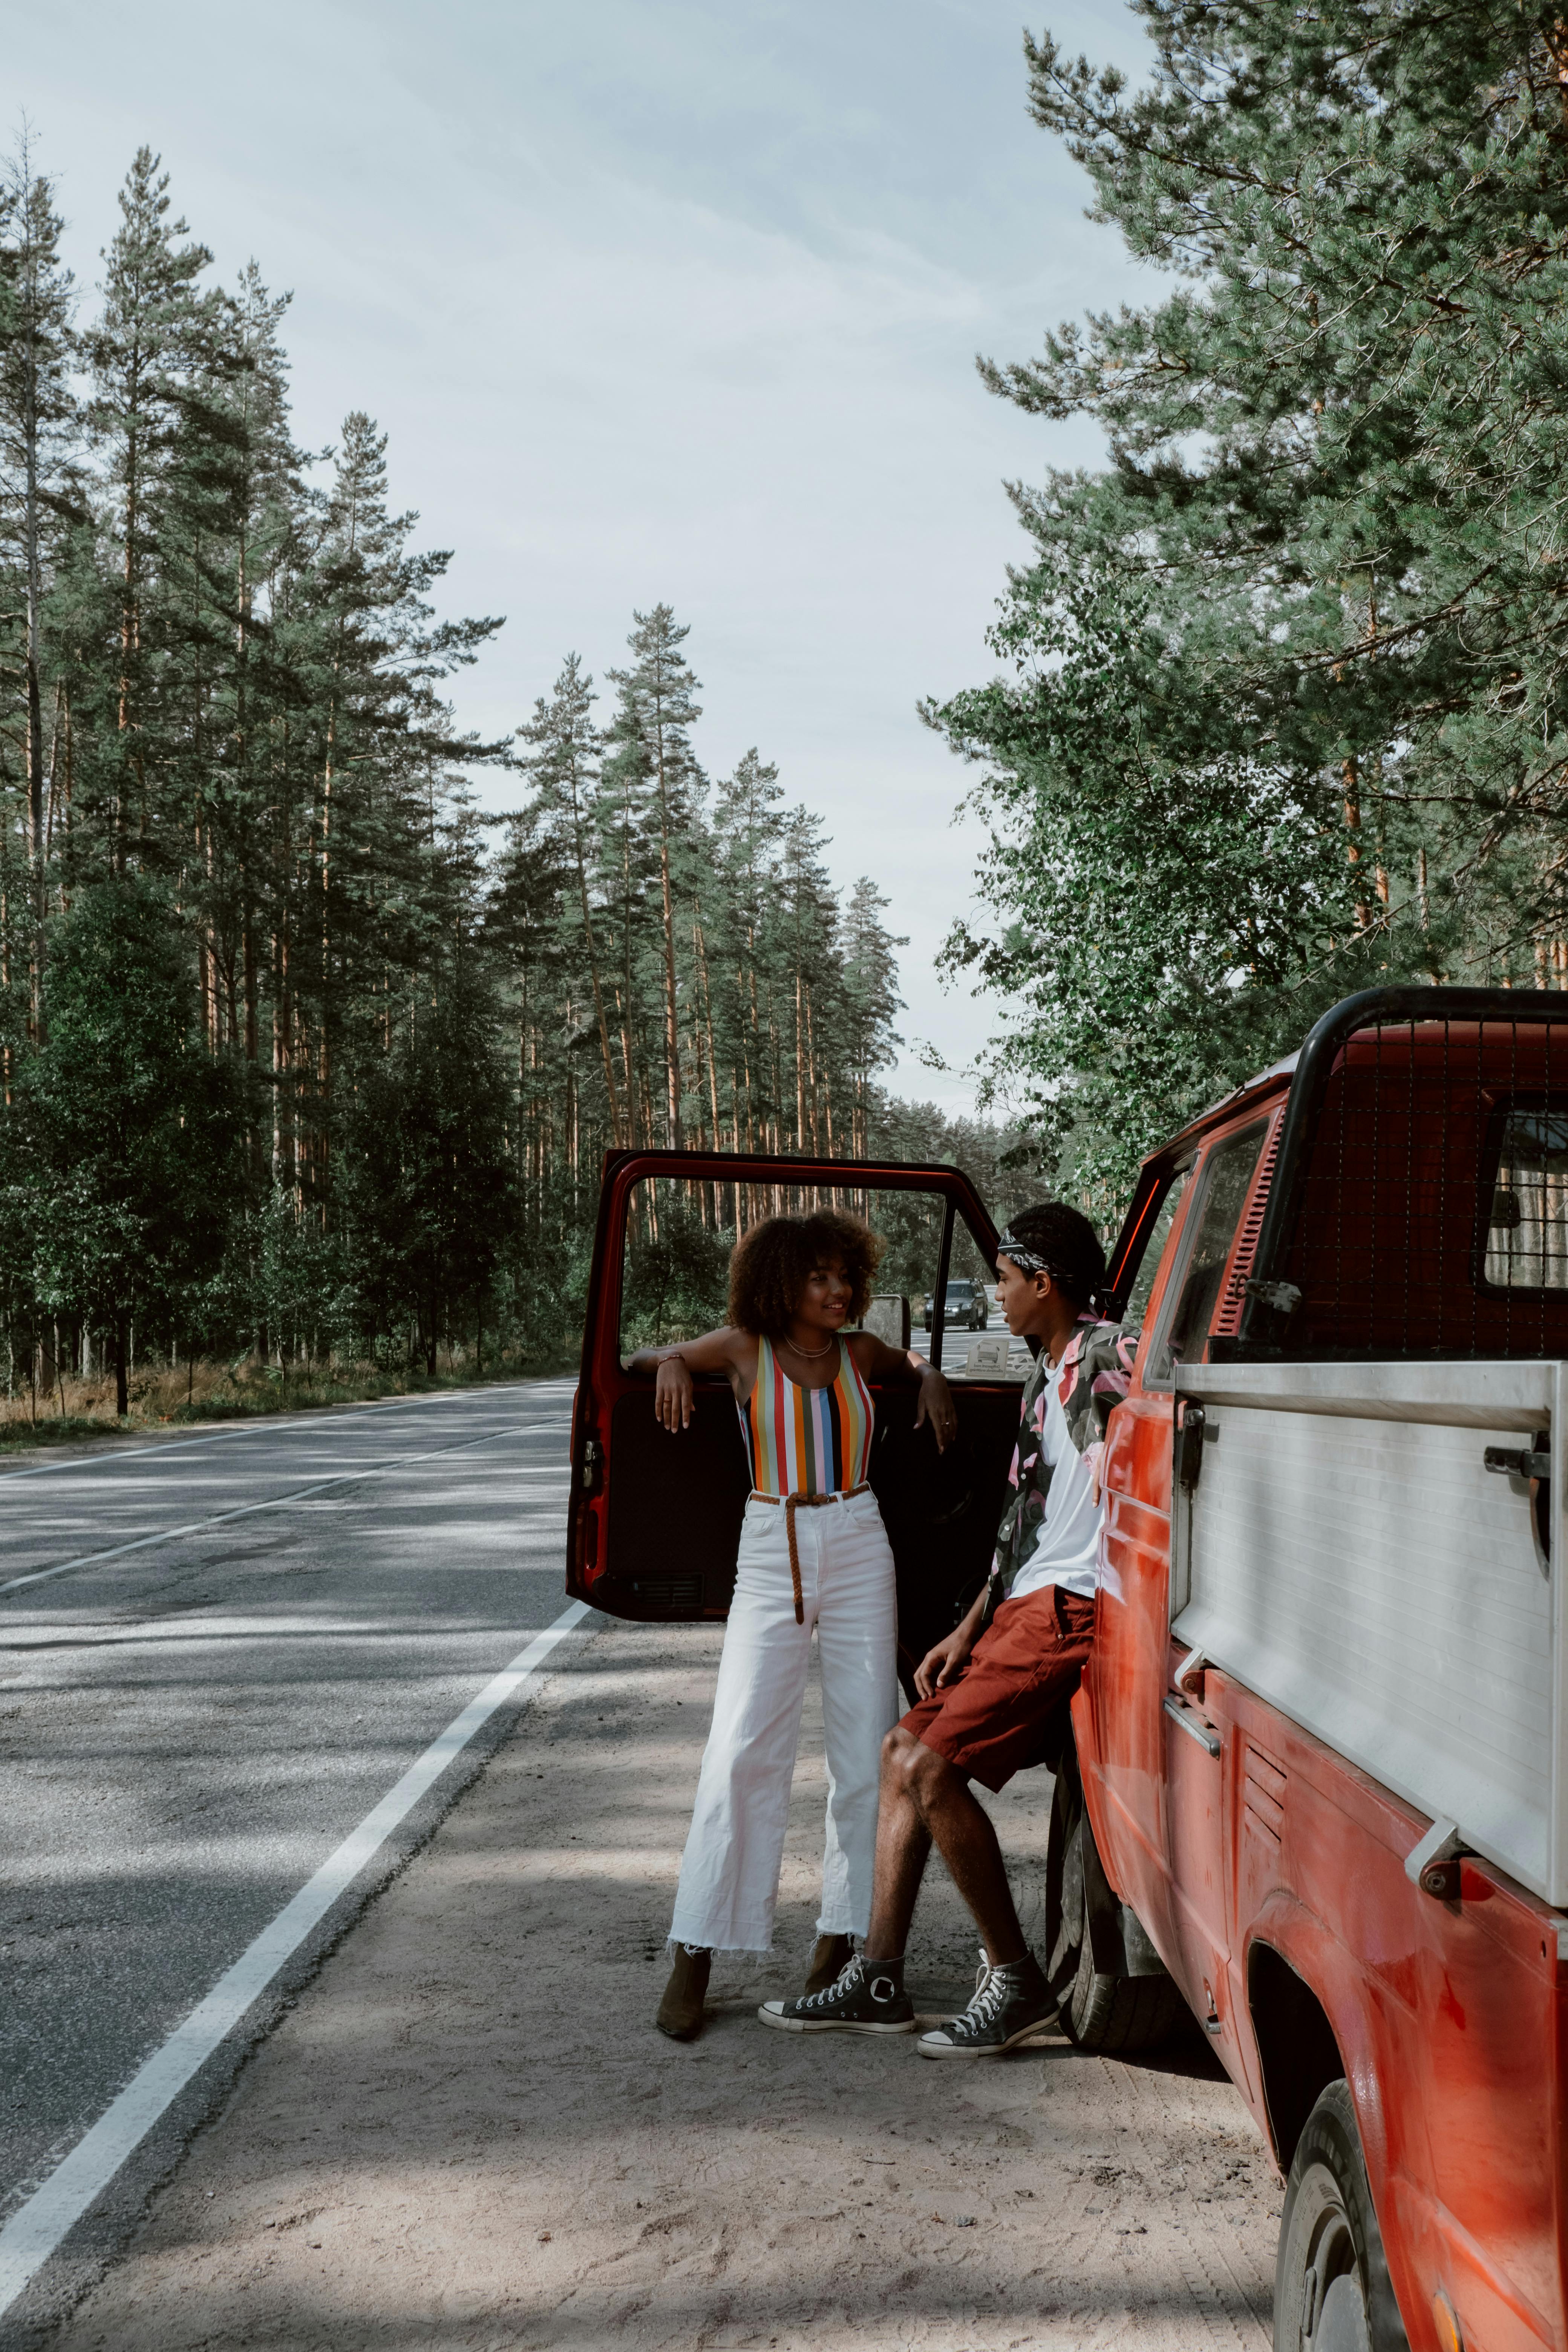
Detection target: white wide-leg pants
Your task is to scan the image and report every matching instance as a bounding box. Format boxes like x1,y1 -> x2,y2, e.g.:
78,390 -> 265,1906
669,1486 -> 900,1953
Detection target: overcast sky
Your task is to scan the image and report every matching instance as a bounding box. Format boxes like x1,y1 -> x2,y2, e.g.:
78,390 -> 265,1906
11,0 -> 1156,1116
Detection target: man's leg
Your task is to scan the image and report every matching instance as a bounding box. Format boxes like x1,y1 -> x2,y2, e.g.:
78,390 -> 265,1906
863,1729 -> 934,1961
756,1716 -> 935,2035
906,1589 -> 1097,2057
872,1728 -> 1027,1965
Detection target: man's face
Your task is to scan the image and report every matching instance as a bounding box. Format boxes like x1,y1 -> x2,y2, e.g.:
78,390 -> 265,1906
994,1254 -> 1054,1337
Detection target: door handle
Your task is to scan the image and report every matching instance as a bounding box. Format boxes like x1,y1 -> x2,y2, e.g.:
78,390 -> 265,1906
1163,1691 -> 1221,1757
1485,1446 -> 1550,1481
1175,1404 -> 1208,1496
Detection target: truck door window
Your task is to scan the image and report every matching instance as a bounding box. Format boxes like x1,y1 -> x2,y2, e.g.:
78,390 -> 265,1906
1122,1164 -> 1193,1329
1484,1105 -> 1568,1289
1145,1123 -> 1267,1386
616,1175 -> 1020,1379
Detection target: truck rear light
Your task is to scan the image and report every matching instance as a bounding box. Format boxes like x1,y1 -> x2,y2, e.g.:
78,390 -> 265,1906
1432,2289 -> 1462,2352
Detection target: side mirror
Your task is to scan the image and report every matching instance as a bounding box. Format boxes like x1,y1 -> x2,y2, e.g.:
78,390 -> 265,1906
862,1294 -> 911,1349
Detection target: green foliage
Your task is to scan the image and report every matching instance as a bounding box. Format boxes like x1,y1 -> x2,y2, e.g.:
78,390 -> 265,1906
338,970 -> 519,1372
620,1204 -> 735,1349
932,0 -> 1568,1197
0,879 -> 244,1404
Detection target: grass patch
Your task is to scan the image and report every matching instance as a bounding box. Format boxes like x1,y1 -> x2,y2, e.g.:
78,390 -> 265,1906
0,1343 -> 581,1450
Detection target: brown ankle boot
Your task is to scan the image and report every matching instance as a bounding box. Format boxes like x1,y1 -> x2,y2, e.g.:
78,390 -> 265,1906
804,1933 -> 854,1995
657,1945 -> 711,2040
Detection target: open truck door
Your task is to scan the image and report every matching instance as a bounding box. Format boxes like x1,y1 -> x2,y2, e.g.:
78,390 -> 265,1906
567,1150 -> 1029,1691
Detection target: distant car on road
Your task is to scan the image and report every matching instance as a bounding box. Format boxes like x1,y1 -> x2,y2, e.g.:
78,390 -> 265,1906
922,1279 -> 988,1333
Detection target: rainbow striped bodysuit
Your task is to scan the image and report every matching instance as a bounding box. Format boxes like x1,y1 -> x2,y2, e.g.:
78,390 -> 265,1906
740,1333 -> 875,1496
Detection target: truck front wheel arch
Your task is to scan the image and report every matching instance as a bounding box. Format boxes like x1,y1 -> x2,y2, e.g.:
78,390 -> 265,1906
1248,1940 -> 1346,2173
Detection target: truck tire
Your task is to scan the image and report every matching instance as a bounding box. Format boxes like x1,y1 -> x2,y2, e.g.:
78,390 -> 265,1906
1061,1926 -> 1188,2053
1273,2081 -> 1409,2352
1045,1753 -> 1186,2054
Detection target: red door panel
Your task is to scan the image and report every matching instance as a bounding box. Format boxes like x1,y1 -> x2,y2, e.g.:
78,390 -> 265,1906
604,1381 -> 751,1616
567,1150 -> 1023,1679
1090,1399 -> 1180,1963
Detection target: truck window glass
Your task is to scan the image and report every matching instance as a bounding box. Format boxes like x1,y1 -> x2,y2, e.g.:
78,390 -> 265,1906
1122,1164 -> 1193,1330
616,1175 -> 1024,1381
1484,1105 -> 1568,1289
1145,1124 -> 1267,1385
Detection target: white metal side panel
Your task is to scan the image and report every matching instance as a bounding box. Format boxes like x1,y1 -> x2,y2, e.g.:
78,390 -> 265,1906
1173,1401 -> 1556,1899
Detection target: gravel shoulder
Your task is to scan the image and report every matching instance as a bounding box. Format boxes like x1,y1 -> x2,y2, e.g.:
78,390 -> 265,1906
46,1619 -> 1282,2352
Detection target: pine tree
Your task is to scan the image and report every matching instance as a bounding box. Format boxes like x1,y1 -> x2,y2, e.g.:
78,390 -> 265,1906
932,0 -> 1568,1193
87,149 -> 216,862
517,654 -> 626,1144
609,604 -> 703,1146
840,876 -> 905,1158
0,130 -> 79,1020
712,747 -> 784,1155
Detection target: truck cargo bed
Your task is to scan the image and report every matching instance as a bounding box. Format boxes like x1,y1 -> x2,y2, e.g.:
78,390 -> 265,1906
1173,1358 -> 1566,1902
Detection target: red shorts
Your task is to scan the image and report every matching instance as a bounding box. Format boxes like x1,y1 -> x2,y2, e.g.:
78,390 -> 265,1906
900,1585 -> 1096,1793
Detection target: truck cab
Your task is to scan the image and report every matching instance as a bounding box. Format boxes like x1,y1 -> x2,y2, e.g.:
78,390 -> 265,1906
567,986 -> 1568,2352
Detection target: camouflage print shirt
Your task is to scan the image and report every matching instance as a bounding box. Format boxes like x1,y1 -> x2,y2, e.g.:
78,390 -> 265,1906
988,1314 -> 1139,1605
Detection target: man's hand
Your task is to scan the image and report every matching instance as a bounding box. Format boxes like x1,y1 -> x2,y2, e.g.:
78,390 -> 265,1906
654,1355 -> 695,1432
914,1626 -> 973,1701
914,1367 -> 959,1453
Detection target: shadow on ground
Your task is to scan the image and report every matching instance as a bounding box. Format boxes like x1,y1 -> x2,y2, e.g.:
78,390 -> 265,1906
45,1621 -> 1280,2352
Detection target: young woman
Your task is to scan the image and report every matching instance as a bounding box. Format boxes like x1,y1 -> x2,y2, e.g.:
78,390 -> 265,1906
629,1208 -> 957,2041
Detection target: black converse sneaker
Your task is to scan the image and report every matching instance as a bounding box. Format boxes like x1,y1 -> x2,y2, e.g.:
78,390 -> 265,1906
915,1951 -> 1056,2058
758,1950 -> 916,2035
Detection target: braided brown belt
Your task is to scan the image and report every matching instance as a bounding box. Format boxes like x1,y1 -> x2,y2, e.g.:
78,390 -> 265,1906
748,1484 -> 873,1623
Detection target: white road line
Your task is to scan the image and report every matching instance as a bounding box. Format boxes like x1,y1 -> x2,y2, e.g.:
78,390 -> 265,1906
0,1599 -> 591,2321
0,1424 -> 555,1597
0,1381 -> 567,1488
4,1611 -> 564,1648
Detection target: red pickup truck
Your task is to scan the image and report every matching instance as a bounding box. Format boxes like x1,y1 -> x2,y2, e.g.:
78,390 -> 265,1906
567,984 -> 1568,2352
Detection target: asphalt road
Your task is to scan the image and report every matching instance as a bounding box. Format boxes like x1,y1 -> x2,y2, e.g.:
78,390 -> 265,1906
0,1378 -> 585,2343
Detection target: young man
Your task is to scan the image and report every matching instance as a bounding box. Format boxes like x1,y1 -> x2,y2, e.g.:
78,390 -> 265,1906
758,1200 -> 1136,2056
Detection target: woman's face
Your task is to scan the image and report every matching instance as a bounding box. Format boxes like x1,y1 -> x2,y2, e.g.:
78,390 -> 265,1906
796,1258 -> 852,1331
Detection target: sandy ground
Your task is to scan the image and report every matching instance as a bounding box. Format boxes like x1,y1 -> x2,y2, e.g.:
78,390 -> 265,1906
47,1620 -> 1282,2352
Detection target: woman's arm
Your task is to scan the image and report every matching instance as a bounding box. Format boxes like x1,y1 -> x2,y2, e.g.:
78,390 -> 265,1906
845,1333 -> 958,1452
625,1327 -> 753,1433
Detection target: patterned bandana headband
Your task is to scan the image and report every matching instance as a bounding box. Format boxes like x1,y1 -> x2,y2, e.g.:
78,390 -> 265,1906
995,1228 -> 1052,1277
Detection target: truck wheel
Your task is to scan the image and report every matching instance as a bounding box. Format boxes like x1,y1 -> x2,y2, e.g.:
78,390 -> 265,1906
1061,1923 -> 1187,2053
1050,1797 -> 1185,2054
1273,2081 -> 1408,2352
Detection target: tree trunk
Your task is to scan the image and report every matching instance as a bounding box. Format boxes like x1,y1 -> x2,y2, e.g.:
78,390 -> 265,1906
1342,755 -> 1371,929
651,720 -> 683,1147
570,798 -> 625,1144
18,197 -> 47,1032
115,1317 -> 129,1418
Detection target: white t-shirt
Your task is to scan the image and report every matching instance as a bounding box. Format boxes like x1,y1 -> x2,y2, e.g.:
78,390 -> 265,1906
1007,1362 -> 1104,1602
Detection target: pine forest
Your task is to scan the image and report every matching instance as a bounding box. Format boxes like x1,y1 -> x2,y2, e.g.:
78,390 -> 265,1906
12,0 -> 1568,1420
0,143 -> 1010,1422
